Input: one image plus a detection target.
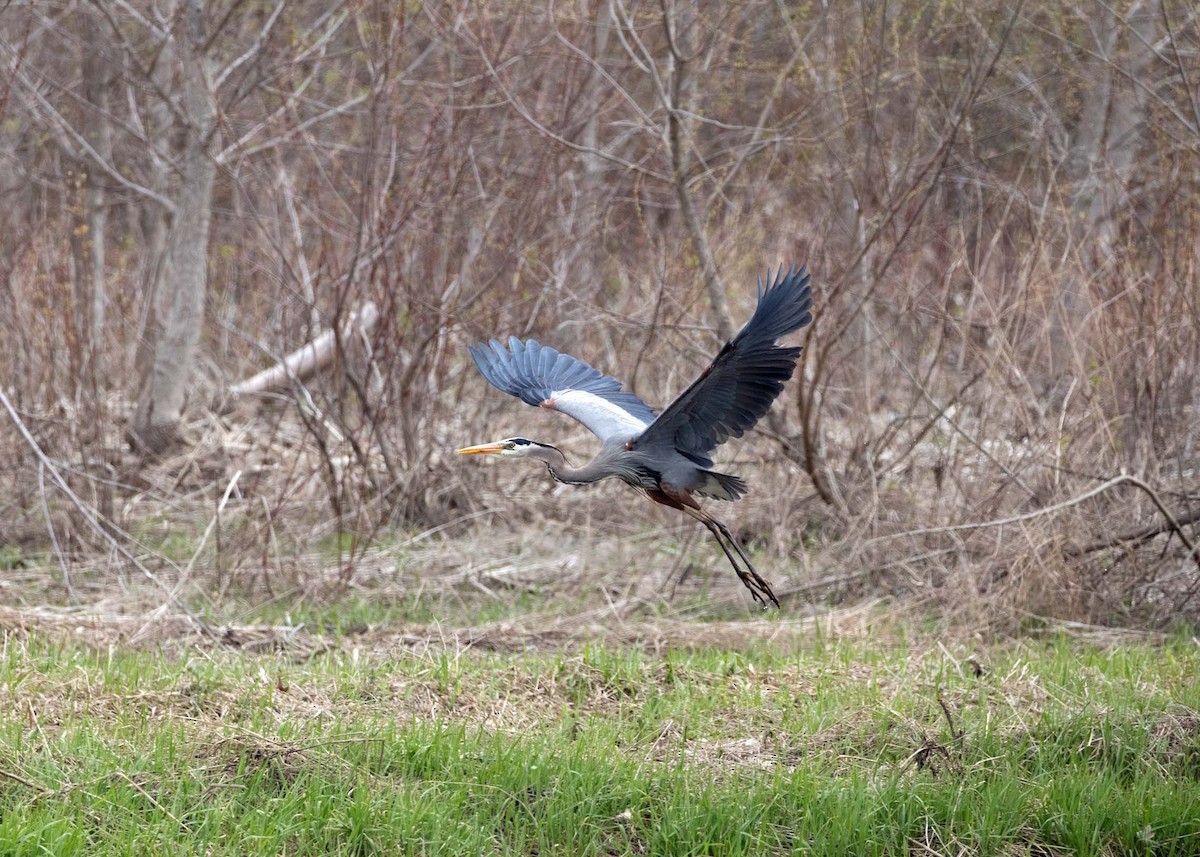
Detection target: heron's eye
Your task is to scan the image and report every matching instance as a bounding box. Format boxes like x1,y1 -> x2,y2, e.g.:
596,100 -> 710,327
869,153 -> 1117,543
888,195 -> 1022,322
504,441 -> 516,450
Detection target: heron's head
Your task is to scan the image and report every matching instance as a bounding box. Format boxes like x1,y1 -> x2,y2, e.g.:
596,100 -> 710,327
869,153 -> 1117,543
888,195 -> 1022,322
455,437 -> 553,459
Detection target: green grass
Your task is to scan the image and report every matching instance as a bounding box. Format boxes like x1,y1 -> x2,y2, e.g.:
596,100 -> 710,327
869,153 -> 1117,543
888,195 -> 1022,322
0,632 -> 1197,855
241,589 -> 552,632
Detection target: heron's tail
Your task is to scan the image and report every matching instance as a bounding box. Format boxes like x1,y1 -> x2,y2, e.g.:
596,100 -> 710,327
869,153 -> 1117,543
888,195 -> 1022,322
695,469 -> 747,501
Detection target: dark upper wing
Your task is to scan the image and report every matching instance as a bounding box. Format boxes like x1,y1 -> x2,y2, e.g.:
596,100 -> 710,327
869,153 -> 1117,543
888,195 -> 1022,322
633,264 -> 813,466
468,336 -> 658,442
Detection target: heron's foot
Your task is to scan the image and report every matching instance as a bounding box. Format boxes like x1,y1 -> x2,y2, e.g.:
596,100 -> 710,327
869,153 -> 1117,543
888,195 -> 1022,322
734,566 -> 780,609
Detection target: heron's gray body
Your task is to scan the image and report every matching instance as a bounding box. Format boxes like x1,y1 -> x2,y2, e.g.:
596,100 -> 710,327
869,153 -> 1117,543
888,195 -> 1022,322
460,263 -> 814,607
543,437 -> 747,501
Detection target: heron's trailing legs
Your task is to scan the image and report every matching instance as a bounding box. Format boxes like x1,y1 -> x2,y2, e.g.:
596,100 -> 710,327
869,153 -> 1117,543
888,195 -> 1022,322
687,508 -> 780,608
646,487 -> 780,608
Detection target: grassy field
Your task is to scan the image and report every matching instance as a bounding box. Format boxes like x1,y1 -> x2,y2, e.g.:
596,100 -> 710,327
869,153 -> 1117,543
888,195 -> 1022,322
0,613 -> 1197,856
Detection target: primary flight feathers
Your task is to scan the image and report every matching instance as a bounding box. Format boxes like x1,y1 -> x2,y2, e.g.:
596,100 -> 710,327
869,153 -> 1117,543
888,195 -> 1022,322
635,264 -> 812,466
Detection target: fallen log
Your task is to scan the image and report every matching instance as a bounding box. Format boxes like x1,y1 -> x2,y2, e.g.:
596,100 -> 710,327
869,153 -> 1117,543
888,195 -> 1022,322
229,301 -> 378,398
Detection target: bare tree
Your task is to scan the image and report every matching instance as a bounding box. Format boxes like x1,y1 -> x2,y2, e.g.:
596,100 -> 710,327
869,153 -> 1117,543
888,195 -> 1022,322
68,6 -> 114,381
130,0 -> 217,452
1052,0 -> 1158,387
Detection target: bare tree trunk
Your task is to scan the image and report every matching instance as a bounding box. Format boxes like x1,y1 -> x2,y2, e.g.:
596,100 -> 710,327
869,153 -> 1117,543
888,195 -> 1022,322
129,13 -> 178,386
131,0 -> 216,453
69,9 -> 113,385
580,2 -> 612,178
664,2 -> 734,341
83,41 -> 111,367
1053,1 -> 1155,382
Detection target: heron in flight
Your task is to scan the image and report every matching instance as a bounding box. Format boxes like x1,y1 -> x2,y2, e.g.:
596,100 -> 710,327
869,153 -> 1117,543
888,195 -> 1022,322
457,264 -> 813,607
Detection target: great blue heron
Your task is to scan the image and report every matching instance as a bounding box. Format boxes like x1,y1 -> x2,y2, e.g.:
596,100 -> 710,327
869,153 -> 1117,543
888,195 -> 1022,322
457,264 -> 813,607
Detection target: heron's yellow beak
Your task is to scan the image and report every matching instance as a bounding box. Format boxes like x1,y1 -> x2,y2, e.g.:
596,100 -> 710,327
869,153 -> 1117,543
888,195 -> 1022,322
456,442 -> 505,455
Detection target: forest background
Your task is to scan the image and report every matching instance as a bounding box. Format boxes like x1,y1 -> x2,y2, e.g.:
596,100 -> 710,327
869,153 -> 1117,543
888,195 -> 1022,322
1,0 -> 1198,634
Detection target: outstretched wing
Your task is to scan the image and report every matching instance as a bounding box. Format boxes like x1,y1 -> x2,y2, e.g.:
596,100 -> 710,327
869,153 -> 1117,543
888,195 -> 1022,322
633,264 -> 813,467
468,336 -> 658,442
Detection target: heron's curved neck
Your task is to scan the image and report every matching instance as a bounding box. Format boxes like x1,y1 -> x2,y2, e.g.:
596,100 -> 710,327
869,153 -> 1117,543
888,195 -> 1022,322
528,444 -> 604,485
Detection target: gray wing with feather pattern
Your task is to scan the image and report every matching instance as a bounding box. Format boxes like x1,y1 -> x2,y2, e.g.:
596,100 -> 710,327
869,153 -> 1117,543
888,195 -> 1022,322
633,264 -> 813,467
468,337 -> 658,442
